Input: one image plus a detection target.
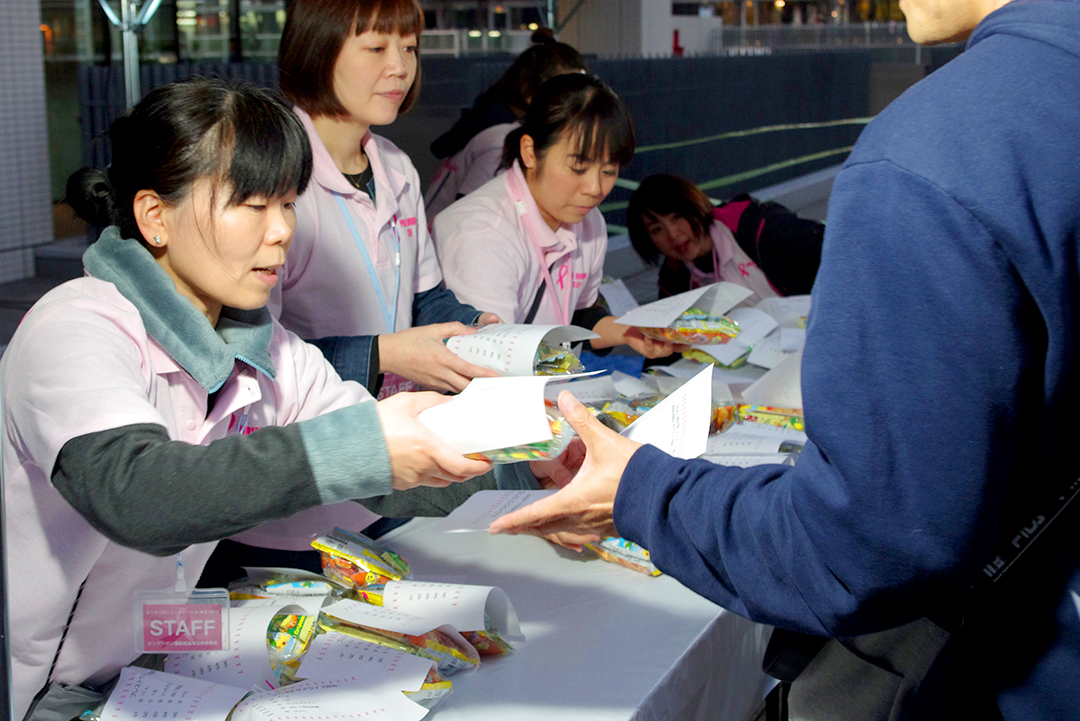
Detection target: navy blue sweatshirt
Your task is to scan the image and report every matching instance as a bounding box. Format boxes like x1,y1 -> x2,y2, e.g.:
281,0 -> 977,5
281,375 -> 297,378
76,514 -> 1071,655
614,2 -> 1080,717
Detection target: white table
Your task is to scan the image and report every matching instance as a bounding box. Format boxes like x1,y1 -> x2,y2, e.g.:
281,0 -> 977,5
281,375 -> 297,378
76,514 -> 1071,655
381,517 -> 776,721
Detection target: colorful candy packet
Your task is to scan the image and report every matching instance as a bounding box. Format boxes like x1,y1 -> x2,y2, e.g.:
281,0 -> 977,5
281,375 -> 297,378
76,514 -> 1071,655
637,306 -> 741,345
682,346 -> 751,369
736,404 -> 805,431
404,665 -> 454,710
267,613 -> 318,685
583,537 -> 661,577
317,616 -> 480,675
535,342 -> 585,375
311,527 -> 410,590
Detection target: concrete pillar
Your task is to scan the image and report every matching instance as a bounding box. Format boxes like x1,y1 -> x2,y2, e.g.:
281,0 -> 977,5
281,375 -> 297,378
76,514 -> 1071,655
0,0 -> 53,282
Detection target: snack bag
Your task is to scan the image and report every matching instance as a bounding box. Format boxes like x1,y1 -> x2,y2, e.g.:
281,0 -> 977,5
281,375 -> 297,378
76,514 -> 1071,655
637,307 -> 740,345
267,613 -> 318,685
712,403 -> 738,434
311,527 -> 410,590
318,617 -> 480,675
405,665 -> 454,710
584,537 -> 661,577
465,399 -> 578,463
229,569 -> 344,602
535,342 -> 584,375
682,346 -> 750,369
736,404 -> 805,431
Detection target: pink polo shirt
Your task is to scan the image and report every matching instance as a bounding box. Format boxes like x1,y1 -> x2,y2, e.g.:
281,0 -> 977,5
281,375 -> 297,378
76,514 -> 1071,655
432,161 -> 607,325
424,121 -> 518,223
1,278 -> 372,718
269,108 -> 443,339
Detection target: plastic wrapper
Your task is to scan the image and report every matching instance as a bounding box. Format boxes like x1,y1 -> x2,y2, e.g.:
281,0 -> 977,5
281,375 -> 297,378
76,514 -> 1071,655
311,527 -> 410,590
736,404 -> 805,431
584,537 -> 661,577
637,307 -> 740,345
465,399 -> 578,462
229,569 -> 345,603
535,342 -> 585,375
597,400 -> 640,431
318,617 -> 480,676
348,584 -> 514,658
712,404 -> 737,434
682,346 -> 750,369
404,665 -> 453,710
267,613 -> 318,685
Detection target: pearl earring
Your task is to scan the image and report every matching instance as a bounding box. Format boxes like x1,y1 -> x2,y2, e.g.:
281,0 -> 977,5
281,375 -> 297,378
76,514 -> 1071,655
152,235 -> 162,245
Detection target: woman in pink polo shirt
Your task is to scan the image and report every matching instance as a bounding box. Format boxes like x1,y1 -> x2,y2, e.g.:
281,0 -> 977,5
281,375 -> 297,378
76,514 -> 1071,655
433,73 -> 679,359
2,77 -> 498,720
271,0 -> 499,398
424,28 -> 587,222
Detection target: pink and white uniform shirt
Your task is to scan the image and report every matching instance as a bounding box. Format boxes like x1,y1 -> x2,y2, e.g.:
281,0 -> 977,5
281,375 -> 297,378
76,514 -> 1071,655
424,121 -> 518,224
1,279 -> 372,718
269,108 -> 442,341
256,109 -> 445,547
432,161 -> 607,325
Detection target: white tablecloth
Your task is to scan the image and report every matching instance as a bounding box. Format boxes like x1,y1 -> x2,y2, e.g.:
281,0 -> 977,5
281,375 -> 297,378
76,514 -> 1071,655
380,517 -> 776,721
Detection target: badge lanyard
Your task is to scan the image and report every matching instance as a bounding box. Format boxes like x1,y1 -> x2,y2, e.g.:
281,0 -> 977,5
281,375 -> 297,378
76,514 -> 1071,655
334,194 -> 402,333
507,167 -> 572,326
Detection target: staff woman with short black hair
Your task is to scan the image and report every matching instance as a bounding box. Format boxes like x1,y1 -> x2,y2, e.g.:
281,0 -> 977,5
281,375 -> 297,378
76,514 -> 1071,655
433,73 -> 678,358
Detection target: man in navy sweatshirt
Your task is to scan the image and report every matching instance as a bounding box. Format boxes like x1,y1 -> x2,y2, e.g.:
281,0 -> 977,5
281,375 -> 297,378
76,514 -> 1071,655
492,1 -> 1080,718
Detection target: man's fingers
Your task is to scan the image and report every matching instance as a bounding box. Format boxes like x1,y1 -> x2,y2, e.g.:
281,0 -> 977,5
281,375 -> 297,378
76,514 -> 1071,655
557,390 -> 607,445
489,492 -> 567,535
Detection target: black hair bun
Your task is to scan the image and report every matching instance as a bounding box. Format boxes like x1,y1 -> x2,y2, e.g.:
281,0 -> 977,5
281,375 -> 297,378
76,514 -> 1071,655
65,167 -> 115,228
531,27 -> 556,45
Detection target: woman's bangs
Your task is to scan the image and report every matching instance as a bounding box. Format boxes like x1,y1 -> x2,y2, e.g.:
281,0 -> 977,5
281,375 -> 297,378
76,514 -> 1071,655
226,107 -> 313,203
566,114 -> 634,168
359,0 -> 423,37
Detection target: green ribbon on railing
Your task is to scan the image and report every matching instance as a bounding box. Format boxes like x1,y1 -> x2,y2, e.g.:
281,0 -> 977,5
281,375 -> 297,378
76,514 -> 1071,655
601,145 -> 855,213
633,117 -> 873,154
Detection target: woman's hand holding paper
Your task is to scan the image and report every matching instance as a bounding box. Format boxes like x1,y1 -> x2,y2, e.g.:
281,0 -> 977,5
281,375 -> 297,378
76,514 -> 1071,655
379,322 -> 500,393
377,391 -> 494,490
490,391 -> 640,540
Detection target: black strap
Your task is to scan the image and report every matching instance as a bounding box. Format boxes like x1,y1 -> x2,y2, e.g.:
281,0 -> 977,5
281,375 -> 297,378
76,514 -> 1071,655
523,279 -> 546,324
29,577 -> 88,710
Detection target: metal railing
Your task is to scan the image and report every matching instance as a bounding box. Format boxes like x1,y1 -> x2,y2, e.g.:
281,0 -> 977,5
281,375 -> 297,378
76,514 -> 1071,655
714,21 -> 916,52
420,28 -> 535,57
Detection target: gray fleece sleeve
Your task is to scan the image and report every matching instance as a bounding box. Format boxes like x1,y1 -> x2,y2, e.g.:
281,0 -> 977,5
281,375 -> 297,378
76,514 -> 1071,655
52,410 -> 393,557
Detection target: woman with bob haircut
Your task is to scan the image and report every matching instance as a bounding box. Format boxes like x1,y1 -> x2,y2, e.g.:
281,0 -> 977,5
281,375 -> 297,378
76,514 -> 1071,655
218,0 -> 563,570
433,73 -> 680,359
2,76 -> 516,720
424,28 -> 588,220
272,0 -> 500,398
627,173 -> 824,305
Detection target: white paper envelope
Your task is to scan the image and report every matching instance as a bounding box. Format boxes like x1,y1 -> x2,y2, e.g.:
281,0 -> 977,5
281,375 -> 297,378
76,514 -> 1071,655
755,294 -> 812,327
105,667 -> 248,721
383,580 -> 523,641
622,364 -> 713,459
164,602 -> 298,690
612,282 -> 752,329
419,376 -> 556,454
444,323 -> 598,376
742,349 -> 803,409
297,635 -> 436,691
543,373 -> 619,404
231,676 -> 428,721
